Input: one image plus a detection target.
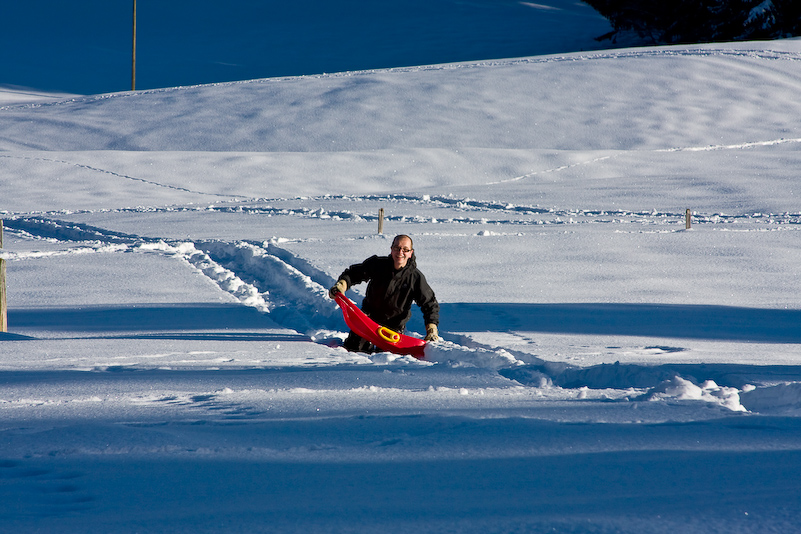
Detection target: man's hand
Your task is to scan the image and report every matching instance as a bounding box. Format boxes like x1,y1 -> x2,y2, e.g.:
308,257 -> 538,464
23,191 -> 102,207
424,323 -> 439,342
328,279 -> 348,298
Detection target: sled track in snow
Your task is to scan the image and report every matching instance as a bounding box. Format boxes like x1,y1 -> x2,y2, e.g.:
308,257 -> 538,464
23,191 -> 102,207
193,240 -> 342,335
0,216 -> 344,338
3,199 -> 801,348
7,214 -> 801,413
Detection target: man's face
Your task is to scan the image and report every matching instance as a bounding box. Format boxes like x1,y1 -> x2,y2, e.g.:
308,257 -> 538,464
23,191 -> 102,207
391,237 -> 413,269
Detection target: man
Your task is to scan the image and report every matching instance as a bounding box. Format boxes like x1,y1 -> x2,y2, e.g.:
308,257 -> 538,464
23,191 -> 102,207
329,234 -> 440,353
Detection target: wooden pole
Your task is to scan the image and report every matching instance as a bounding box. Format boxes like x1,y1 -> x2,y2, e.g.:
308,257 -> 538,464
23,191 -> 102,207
378,208 -> 385,235
685,209 -> 692,229
1,220 -> 6,332
131,0 -> 137,91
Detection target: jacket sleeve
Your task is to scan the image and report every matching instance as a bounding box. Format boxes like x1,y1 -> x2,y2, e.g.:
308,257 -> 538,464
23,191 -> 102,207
415,272 -> 439,326
338,255 -> 379,288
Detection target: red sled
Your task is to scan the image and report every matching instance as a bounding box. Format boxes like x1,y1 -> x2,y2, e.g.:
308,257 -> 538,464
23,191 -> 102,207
333,293 -> 427,359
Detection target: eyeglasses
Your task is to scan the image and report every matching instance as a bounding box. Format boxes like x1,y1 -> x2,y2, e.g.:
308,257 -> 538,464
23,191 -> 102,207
391,246 -> 413,254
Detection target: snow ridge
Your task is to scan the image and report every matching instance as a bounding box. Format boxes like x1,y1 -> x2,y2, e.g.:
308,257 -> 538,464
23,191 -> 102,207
3,45 -> 801,113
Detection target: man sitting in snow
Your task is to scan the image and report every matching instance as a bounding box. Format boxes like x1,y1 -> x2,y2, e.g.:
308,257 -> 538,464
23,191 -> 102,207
329,234 -> 440,353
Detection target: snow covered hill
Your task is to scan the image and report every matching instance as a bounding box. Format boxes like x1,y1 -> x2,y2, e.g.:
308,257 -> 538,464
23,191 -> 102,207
2,30 -> 801,534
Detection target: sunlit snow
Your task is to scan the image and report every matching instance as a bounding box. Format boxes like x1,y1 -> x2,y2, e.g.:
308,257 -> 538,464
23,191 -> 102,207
2,5 -> 801,532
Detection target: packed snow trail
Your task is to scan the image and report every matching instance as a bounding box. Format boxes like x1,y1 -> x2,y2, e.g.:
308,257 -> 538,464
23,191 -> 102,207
5,198 -> 801,233
6,211 -> 801,414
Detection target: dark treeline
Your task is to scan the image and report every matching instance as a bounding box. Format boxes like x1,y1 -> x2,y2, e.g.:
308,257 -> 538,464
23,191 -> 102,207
584,0 -> 801,45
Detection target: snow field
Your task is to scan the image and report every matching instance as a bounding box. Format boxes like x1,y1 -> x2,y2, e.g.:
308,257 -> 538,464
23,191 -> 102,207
3,37 -> 801,533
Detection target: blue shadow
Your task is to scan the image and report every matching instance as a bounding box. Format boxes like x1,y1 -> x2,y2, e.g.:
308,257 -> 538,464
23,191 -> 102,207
7,302 -> 801,345
441,303 -> 801,344
8,303 -> 278,333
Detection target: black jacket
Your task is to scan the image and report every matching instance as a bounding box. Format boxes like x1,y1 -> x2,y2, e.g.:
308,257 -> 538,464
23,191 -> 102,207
339,254 -> 439,332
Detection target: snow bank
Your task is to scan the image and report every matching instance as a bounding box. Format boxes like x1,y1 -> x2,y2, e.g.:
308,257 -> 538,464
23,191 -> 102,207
424,340 -> 523,370
636,376 -> 746,412
740,382 -> 801,414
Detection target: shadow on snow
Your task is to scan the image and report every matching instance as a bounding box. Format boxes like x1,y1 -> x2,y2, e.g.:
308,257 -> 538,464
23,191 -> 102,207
3,303 -> 307,341
5,302 -> 801,345
442,302 -> 801,344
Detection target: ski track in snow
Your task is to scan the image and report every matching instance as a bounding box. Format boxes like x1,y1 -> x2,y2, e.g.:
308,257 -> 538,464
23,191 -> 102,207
4,134 -> 801,205
0,154 -> 234,199
498,137 -> 801,185
4,205 -> 801,415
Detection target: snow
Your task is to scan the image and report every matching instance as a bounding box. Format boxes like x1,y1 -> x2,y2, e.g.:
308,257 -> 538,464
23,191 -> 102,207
2,3 -> 801,531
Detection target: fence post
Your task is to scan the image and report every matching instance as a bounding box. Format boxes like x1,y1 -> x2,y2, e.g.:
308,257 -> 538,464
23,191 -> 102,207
378,208 -> 385,235
1,220 -> 6,332
685,209 -> 692,230
132,0 -> 137,91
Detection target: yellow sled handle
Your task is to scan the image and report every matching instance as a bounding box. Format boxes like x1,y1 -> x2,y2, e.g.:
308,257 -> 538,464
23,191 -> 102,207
376,325 -> 401,344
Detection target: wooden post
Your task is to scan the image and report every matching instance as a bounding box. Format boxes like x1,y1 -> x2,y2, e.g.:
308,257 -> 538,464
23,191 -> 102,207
685,209 -> 692,230
131,0 -> 137,91
1,220 -> 6,332
378,208 -> 385,235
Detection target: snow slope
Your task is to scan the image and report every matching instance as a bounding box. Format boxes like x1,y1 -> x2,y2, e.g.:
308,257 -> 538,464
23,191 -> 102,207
2,29 -> 801,534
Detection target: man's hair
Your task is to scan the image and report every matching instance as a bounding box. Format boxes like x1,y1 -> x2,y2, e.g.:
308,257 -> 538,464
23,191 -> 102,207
392,234 -> 414,249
